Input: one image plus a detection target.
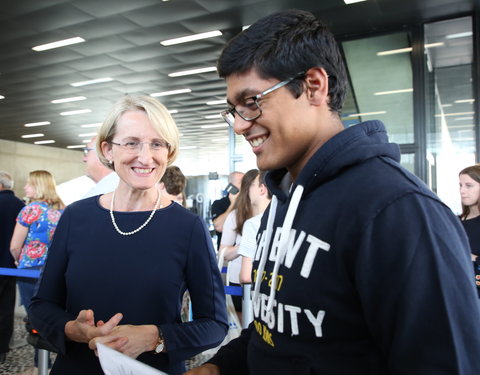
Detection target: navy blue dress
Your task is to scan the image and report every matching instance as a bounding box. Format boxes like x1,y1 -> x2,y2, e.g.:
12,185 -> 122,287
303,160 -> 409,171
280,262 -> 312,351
29,196 -> 228,375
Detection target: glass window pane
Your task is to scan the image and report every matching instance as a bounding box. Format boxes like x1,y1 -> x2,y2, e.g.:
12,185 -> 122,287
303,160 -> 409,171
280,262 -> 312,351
342,33 -> 414,144
424,16 -> 475,213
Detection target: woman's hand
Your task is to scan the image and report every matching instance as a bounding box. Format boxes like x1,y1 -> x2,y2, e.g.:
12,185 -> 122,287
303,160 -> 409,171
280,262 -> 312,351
183,363 -> 220,375
472,253 -> 478,262
89,324 -> 159,359
64,309 -> 123,344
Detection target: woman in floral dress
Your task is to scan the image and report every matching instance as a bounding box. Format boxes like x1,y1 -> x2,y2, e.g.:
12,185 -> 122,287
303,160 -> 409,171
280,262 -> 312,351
10,170 -> 65,307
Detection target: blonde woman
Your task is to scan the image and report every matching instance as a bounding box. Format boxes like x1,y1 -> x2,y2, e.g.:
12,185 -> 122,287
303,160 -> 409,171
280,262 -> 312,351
10,170 -> 65,307
10,170 -> 64,370
28,95 -> 227,375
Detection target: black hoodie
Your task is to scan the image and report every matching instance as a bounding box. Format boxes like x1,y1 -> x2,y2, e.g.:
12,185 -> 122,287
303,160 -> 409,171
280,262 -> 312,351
208,120 -> 480,374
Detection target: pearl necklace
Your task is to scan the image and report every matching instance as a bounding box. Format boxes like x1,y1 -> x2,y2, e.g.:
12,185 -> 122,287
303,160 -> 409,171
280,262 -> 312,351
110,189 -> 162,236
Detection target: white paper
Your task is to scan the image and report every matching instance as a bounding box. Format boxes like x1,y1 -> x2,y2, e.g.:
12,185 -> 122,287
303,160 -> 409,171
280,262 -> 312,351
97,343 -> 167,375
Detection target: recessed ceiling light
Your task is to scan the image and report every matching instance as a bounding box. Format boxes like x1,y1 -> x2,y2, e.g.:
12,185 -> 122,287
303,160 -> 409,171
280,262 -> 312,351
377,43 -> 444,56
445,31 -> 473,39
51,96 -> 86,104
435,112 -> 475,117
168,67 -> 217,77
201,124 -> 229,129
344,0 -> 367,4
21,133 -> 44,138
377,47 -> 412,56
204,114 -> 222,119
79,132 -> 98,137
455,99 -> 475,104
168,109 -> 179,114
0,95 -> 5,99
180,146 -> 197,150
32,37 -> 85,52
161,30 -> 222,46
67,145 -> 86,149
60,109 -> 92,116
80,123 -> 102,128
212,137 -> 229,142
454,117 -> 474,121
24,121 -> 50,127
34,140 -> 55,145
206,99 -> 227,105
374,88 -> 413,95
150,89 -> 192,97
343,111 -> 387,118
70,77 -> 113,87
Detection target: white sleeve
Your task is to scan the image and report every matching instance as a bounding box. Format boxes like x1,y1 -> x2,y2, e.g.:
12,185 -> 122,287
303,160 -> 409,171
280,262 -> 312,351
220,210 -> 237,246
237,216 -> 260,258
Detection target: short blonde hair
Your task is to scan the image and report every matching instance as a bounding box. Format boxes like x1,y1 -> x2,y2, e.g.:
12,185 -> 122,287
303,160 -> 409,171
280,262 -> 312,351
27,170 -> 65,209
96,95 -> 179,170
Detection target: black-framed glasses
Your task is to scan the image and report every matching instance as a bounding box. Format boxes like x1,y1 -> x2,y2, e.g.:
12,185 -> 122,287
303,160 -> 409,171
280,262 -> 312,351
83,147 -> 95,156
220,72 -> 305,127
110,140 -> 170,154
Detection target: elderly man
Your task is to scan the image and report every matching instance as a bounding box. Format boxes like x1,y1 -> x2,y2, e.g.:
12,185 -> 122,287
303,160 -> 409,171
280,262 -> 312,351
0,171 -> 24,363
82,137 -> 119,198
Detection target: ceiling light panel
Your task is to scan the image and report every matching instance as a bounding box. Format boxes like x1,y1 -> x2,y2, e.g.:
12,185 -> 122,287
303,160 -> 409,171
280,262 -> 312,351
51,96 -> 86,104
168,67 -> 217,77
161,30 -> 222,46
24,121 -> 50,127
32,37 -> 85,51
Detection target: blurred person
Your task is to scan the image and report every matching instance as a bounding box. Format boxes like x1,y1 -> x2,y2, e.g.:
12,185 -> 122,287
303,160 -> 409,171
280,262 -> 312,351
238,171 -> 271,284
159,165 -> 186,206
82,137 -> 120,199
10,170 -> 65,369
187,9 -> 480,375
28,95 -> 227,375
211,171 -> 244,249
220,169 -> 260,321
458,164 -> 480,296
0,171 -> 24,363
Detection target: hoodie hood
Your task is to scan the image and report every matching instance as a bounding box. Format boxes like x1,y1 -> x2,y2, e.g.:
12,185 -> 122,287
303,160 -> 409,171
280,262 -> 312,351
268,120 -> 401,201
253,120 -> 401,311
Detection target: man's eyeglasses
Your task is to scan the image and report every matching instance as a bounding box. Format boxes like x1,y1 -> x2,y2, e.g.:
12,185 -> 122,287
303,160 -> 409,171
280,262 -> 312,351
110,140 -> 170,154
220,72 -> 305,127
83,147 -> 95,156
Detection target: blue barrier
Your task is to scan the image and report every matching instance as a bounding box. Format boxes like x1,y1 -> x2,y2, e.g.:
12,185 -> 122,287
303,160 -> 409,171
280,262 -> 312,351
0,267 -> 40,278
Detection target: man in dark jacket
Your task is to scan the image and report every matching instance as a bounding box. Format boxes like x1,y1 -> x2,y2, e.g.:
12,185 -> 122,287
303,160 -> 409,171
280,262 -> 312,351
185,9 -> 480,375
0,171 -> 25,362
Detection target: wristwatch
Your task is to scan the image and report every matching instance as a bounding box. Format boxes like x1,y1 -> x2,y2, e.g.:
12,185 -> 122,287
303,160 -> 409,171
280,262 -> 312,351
153,328 -> 165,354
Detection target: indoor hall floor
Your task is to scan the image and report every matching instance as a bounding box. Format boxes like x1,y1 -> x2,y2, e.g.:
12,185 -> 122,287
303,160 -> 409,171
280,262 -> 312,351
0,304 -> 38,375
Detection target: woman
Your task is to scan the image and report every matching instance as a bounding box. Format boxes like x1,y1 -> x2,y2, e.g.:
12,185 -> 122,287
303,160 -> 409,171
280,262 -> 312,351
10,170 -> 65,308
10,170 -> 64,370
28,95 -> 228,375
220,169 -> 260,319
459,164 -> 480,296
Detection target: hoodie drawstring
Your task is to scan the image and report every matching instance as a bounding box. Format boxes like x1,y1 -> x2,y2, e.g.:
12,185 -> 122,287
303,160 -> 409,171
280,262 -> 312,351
253,195 -> 278,304
253,185 -> 305,313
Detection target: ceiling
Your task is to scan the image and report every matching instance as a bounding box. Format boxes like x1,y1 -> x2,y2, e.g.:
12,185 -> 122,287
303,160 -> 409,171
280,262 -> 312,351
0,0 -> 477,175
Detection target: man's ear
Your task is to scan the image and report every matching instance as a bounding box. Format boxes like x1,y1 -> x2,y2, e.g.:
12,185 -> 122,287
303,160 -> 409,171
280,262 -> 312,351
304,67 -> 329,106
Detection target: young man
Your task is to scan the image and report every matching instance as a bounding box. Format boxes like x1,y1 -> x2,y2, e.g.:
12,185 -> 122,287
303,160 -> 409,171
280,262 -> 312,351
186,9 -> 480,375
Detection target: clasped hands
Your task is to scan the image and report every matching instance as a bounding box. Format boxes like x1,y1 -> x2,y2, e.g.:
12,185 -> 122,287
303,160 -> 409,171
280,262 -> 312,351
65,309 -> 158,359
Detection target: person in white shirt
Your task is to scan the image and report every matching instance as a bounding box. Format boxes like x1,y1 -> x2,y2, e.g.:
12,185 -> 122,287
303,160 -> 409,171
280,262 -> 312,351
237,170 -> 271,284
82,137 -> 119,198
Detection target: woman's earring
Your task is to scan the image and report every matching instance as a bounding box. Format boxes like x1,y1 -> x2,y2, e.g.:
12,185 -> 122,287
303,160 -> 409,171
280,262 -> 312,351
109,160 -> 113,165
